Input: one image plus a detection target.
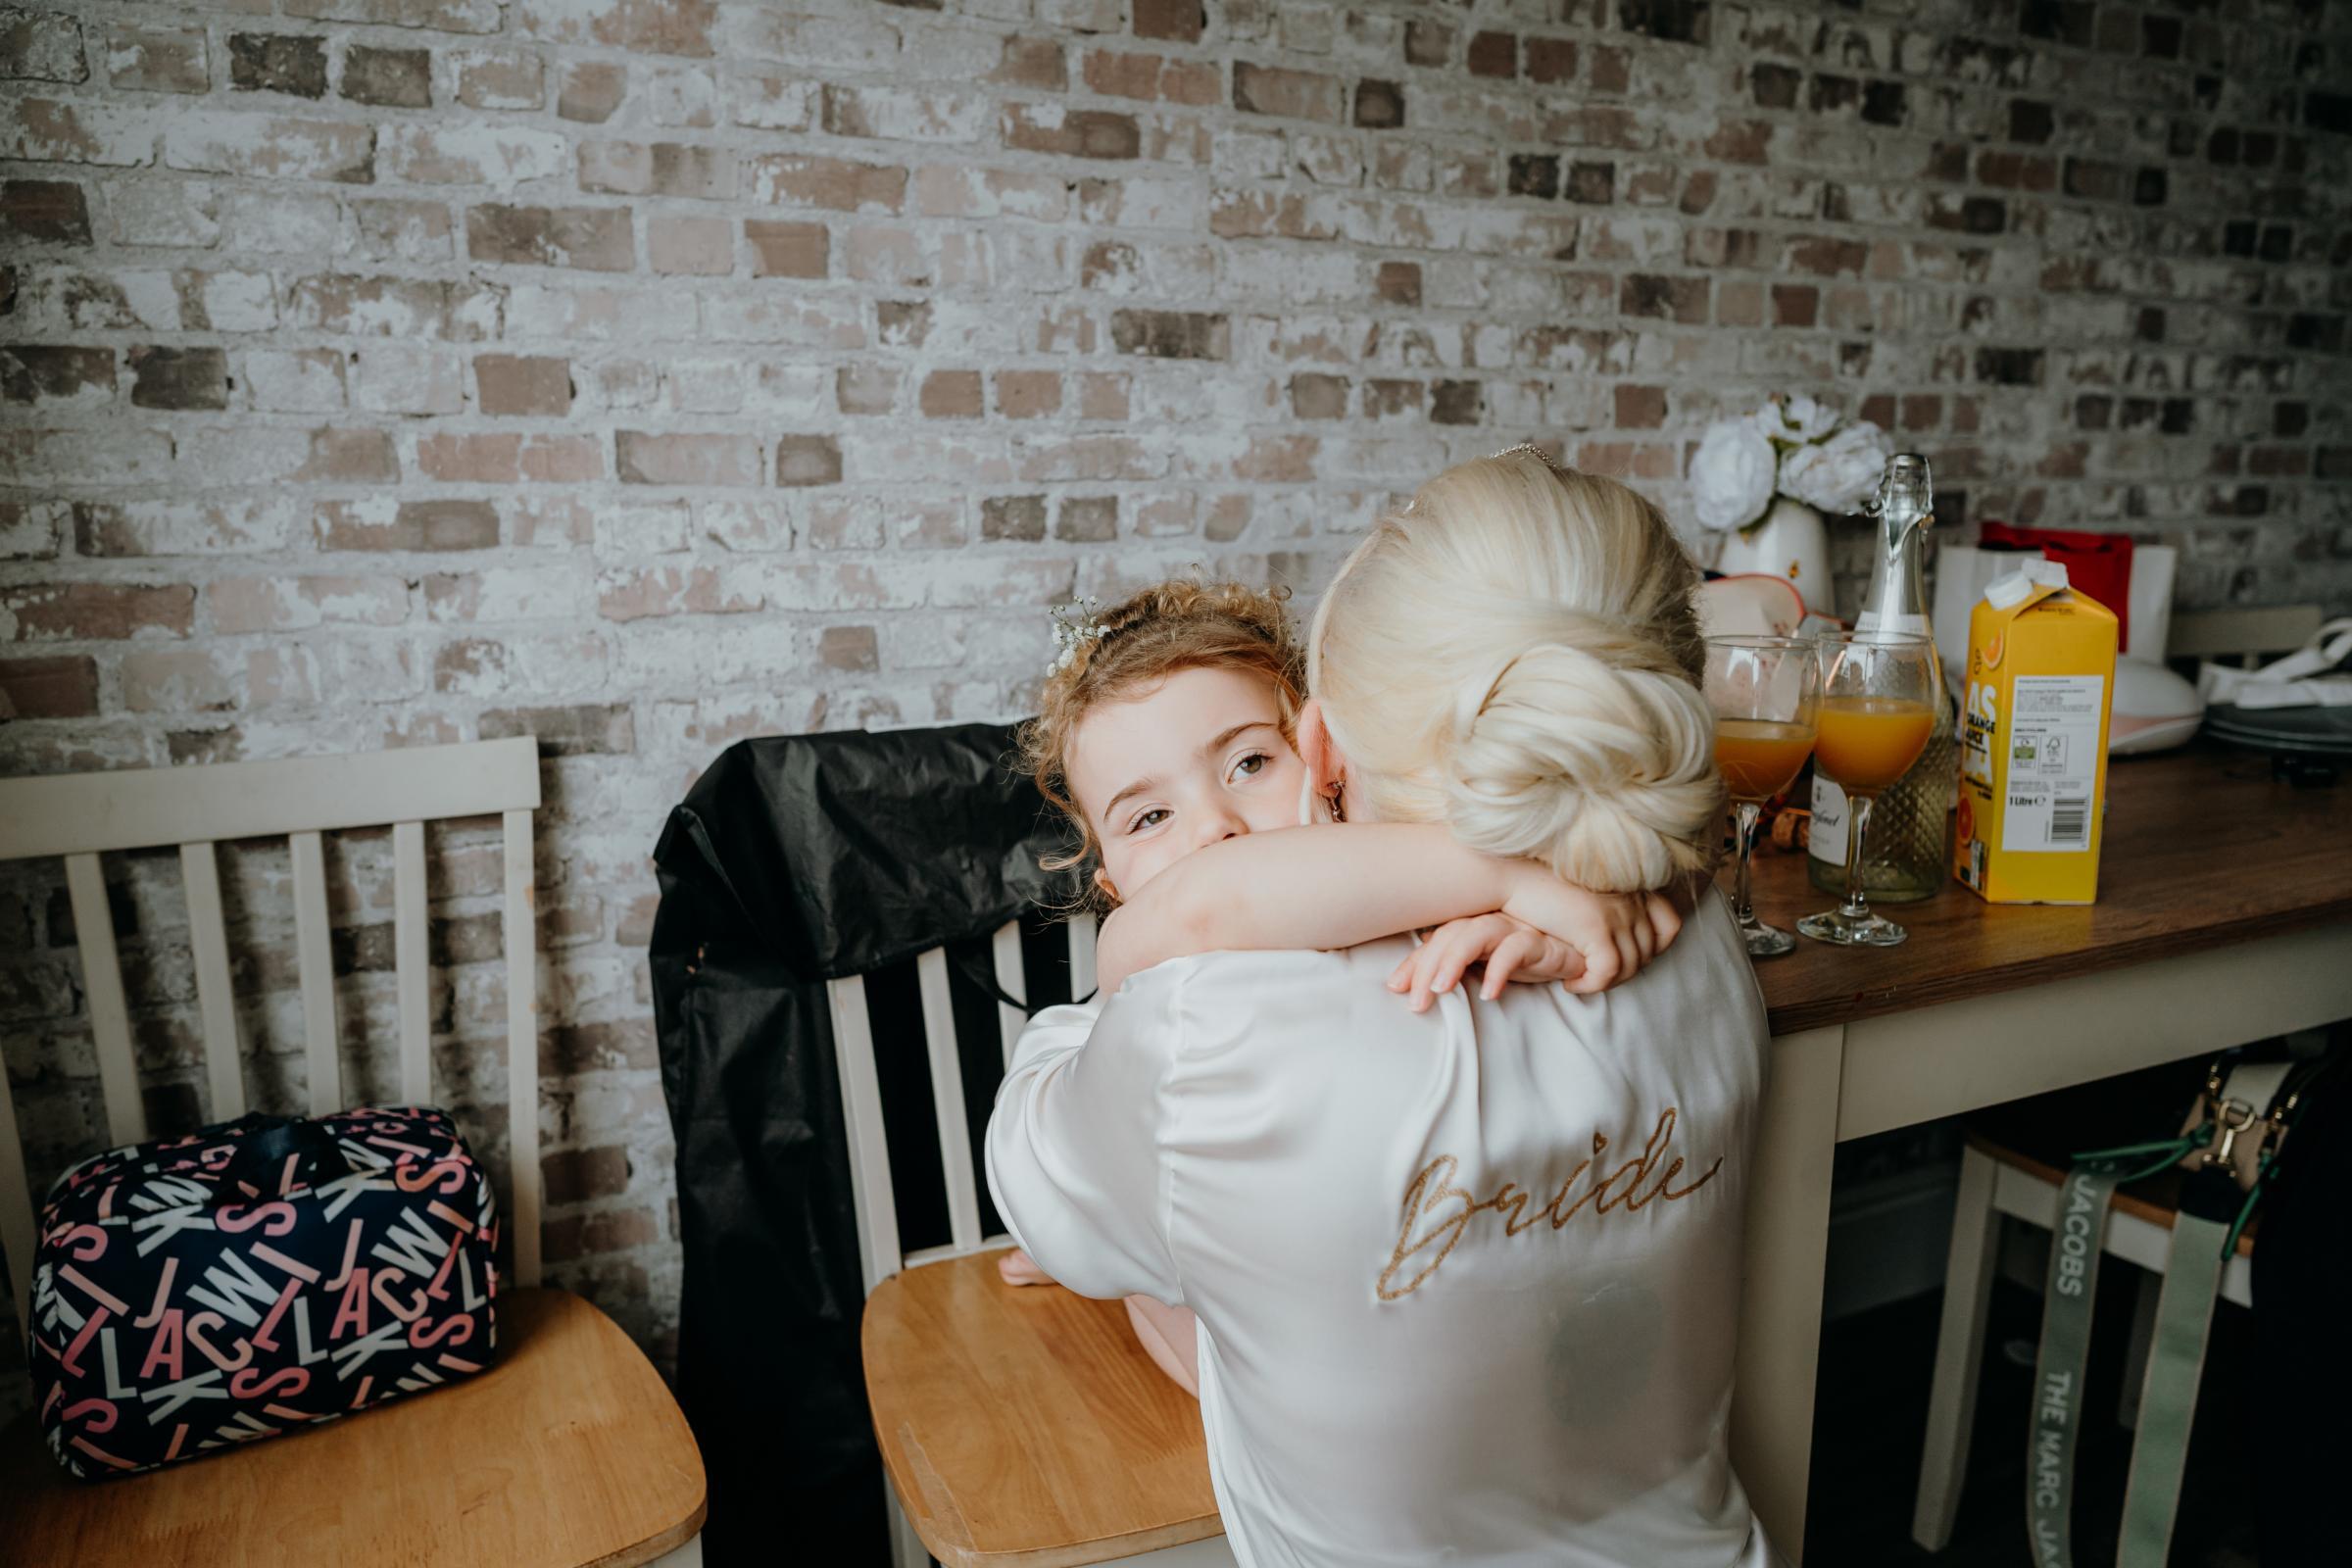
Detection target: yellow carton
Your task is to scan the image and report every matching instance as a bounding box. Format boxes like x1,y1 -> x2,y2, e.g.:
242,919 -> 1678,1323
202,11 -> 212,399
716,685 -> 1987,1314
1955,564 -> 2119,905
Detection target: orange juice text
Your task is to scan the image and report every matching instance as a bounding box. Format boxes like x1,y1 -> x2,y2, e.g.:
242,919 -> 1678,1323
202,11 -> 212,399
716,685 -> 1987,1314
1955,571 -> 2118,905
1813,698 -> 1934,795
1715,719 -> 1815,802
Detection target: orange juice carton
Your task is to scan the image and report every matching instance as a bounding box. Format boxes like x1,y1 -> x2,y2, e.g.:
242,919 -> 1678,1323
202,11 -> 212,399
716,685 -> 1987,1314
1955,561 -> 2119,905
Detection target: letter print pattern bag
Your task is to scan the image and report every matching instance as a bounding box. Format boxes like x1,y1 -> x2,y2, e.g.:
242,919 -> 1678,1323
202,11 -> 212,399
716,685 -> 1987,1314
27,1107 -> 501,1480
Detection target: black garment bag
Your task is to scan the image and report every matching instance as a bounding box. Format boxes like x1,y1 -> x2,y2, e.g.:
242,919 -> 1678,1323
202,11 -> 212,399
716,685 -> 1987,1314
648,724 -> 1074,1563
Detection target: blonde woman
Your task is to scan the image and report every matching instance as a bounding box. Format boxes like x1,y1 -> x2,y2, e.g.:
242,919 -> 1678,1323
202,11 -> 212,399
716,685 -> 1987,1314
987,450 -> 1776,1568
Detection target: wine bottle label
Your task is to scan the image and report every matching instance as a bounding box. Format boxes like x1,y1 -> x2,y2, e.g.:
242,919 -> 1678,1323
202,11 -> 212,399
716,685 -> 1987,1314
1809,773 -> 1847,863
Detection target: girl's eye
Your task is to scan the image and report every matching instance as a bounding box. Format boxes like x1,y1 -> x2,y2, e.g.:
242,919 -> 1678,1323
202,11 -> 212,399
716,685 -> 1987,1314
1230,752 -> 1269,781
1130,808 -> 1170,834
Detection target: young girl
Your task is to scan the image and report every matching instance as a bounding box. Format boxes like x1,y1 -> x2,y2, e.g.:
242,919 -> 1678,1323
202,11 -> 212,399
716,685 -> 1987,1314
996,578 -> 1690,1394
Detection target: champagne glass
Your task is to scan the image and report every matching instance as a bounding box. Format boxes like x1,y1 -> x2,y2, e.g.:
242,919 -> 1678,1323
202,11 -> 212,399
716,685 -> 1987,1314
1799,631 -> 1939,947
1704,637 -> 1820,957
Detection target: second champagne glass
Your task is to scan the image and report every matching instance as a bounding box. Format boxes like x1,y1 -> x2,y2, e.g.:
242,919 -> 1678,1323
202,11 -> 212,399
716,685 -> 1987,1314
1799,631 -> 1938,948
1704,637 -> 1819,957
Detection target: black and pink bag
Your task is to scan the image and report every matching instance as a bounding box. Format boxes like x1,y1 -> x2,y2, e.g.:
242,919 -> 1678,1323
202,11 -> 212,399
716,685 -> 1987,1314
27,1105 -> 501,1479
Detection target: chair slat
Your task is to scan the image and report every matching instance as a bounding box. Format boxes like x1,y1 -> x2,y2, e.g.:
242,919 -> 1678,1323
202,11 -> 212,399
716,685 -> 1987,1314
65,853 -> 147,1150
1068,910 -> 1098,1000
0,1054 -> 37,1334
915,948 -> 982,1256
393,820 -> 432,1107
504,809 -> 542,1290
990,920 -> 1026,1071
178,842 -> 247,1122
288,831 -> 342,1117
828,977 -> 904,1288
0,736 -> 542,861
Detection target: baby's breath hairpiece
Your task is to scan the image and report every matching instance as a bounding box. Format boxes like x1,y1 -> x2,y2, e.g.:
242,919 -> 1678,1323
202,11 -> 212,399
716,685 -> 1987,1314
1047,596 -> 1105,676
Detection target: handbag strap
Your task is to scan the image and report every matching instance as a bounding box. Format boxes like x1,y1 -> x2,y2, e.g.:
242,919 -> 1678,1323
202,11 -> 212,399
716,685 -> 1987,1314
2025,1164 -> 2123,1568
219,1113 -> 353,1198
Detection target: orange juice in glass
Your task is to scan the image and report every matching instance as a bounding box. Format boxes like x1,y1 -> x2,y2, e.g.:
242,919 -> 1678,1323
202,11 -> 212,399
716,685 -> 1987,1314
1704,637 -> 1819,957
1799,632 -> 1938,948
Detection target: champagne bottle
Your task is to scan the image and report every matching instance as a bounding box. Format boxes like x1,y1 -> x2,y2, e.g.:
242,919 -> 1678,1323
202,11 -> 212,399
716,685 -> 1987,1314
1807,453 -> 1958,902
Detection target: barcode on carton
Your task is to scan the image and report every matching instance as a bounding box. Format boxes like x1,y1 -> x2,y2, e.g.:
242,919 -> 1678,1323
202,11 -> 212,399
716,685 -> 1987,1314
2050,798 -> 2088,847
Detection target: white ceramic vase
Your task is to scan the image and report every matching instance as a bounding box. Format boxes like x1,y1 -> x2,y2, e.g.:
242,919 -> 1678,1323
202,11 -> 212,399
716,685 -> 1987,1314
1714,496 -> 1832,615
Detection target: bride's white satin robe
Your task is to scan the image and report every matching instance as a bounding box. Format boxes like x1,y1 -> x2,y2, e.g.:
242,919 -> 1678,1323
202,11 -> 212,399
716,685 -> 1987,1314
985,892 -> 1780,1568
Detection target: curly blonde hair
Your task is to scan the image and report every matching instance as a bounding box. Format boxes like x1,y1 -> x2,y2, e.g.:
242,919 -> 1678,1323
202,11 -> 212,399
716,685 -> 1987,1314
1018,580 -> 1305,904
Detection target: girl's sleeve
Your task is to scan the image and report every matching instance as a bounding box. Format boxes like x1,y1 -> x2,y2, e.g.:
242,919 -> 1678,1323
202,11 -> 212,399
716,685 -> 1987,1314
983,980 -> 1189,1304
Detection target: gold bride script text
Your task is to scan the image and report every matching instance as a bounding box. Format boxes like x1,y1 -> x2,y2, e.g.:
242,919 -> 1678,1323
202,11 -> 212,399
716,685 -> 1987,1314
1378,1107 -> 1723,1300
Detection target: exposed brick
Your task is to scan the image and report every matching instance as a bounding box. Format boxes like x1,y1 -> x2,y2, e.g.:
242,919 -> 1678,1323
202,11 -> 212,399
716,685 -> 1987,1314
127,347 -> 228,411
466,205 -> 634,271
1431,381 -> 1485,426
0,656 -> 98,717
1618,1 -> 1712,47
1614,385 -> 1668,429
1002,105 -> 1141,160
1404,20 -> 1454,68
616,430 -> 763,487
746,220 -> 828,278
988,36 -> 1067,91
229,33 -> 327,99
479,703 -> 634,757
4,582 -> 195,641
558,59 -> 626,122
1375,262 -> 1421,306
1110,309 -> 1229,361
994,370 -> 1061,419
774,435 -> 842,487
748,154 -> 908,212
2,345 -> 113,405
1620,273 -> 1709,323
343,45 -> 430,108
1527,38 -> 1579,85
1132,0 -> 1202,44
318,499 -> 500,551
1467,32 -> 1517,79
981,495 -> 1046,542
475,354 -> 573,416
1291,373 -> 1348,419
105,25 -> 205,94
1,179 -> 91,243
1055,496 -> 1118,543
1234,63 -> 1344,123
542,1145 -> 633,1204
1353,79 -> 1404,130
919,369 -> 983,418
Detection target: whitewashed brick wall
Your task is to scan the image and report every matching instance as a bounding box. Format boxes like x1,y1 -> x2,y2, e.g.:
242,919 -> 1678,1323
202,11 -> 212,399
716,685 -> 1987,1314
2,0 -> 2347,1399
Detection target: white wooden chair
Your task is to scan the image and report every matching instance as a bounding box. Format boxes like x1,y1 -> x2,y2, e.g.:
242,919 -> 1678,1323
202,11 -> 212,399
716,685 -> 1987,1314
0,740 -> 705,1568
1910,1100 -> 2255,1552
833,912 -> 1234,1568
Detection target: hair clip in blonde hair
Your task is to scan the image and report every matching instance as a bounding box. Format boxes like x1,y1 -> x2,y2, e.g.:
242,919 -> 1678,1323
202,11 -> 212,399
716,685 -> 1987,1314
1047,596 -> 1105,675
1489,442 -> 1573,477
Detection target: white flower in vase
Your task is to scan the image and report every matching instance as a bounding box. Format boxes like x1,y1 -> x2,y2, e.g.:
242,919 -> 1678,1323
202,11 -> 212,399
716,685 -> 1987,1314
1779,419 -> 1893,515
1753,392 -> 1841,446
1690,418 -> 1778,532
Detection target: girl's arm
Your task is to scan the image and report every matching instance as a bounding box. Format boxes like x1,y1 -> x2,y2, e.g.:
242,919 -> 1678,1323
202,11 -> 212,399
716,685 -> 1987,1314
1093,824 -> 1676,997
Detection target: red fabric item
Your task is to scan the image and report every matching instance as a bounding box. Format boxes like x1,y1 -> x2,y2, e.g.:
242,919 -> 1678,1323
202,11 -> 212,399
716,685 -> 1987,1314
1978,520 -> 2134,653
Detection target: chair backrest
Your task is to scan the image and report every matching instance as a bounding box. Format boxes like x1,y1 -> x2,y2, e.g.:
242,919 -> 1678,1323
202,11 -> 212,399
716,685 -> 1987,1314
825,913 -> 1097,1291
2168,603 -> 2326,669
0,738 -> 544,1331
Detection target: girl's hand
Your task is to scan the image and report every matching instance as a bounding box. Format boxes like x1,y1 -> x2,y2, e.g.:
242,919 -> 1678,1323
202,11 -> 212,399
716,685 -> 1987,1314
1496,869 -> 1691,995
1386,913 -> 1582,1012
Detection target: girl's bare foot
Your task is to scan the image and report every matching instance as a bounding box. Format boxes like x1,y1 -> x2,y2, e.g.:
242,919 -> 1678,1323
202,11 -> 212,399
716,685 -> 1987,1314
997,1248 -> 1053,1286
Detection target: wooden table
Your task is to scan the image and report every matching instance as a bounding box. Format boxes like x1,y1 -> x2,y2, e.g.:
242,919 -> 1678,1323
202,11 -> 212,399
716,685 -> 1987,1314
1724,743 -> 2352,1560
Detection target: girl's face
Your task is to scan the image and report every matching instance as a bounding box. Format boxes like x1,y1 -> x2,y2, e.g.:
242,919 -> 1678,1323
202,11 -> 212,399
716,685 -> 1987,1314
1066,664 -> 1309,903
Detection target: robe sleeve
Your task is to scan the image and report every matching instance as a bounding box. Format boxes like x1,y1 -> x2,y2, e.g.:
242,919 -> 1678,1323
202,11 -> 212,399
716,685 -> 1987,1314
983,973 -> 1189,1304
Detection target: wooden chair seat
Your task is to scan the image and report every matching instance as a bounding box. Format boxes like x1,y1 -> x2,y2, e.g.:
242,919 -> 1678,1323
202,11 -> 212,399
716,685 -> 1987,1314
0,1288 -> 705,1568
862,1249 -> 1220,1568
1966,1073 -> 2259,1256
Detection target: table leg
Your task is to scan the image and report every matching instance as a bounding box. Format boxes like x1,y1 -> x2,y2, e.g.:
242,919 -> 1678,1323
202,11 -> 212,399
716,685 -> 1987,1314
1731,1024 -> 1844,1565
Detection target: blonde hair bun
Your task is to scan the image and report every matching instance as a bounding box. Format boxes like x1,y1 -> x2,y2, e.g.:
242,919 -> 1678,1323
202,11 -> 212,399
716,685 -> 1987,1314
1445,631 -> 1721,893
1309,451 -> 1722,892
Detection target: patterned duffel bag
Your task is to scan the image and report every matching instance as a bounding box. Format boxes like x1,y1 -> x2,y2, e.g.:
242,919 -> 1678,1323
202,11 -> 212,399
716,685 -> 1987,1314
27,1105 -> 501,1479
